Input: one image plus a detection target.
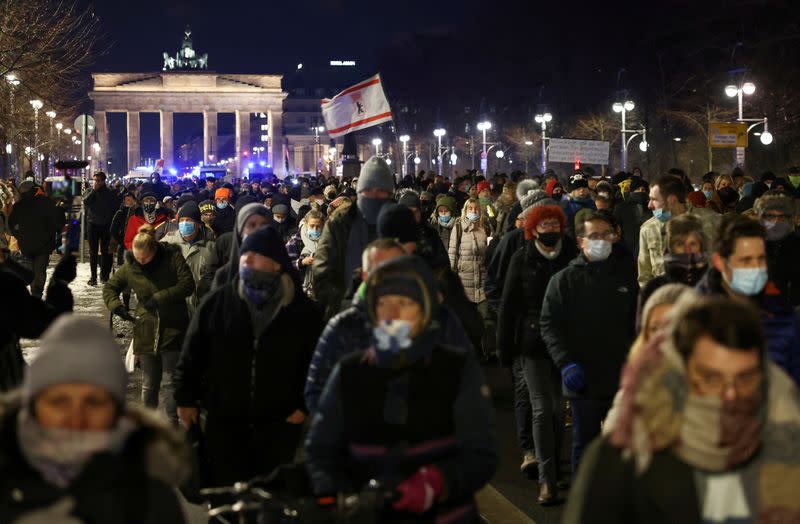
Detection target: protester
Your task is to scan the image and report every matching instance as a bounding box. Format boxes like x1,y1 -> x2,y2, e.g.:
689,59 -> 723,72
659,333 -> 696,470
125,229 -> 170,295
497,205 -> 577,504
271,203 -> 297,242
561,174 -> 596,237
123,184 -> 171,250
754,193 -> 800,305
540,211 -> 638,472
83,172 -> 118,285
565,296 -> 800,524
613,177 -> 651,256
210,187 -> 235,236
286,208 -> 325,299
174,225 -> 323,485
306,256 -> 497,522
103,225 -> 194,423
430,195 -> 458,249
630,283 -> 691,359
110,191 -> 136,266
0,315 -> 188,523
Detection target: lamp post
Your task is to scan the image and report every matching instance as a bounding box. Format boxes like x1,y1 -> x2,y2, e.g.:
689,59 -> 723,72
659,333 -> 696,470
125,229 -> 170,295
724,81 -> 757,167
45,111 -> 56,177
612,100 -> 635,170
29,99 -> 43,181
5,73 -> 20,179
433,128 -> 446,178
312,125 -> 325,173
534,112 -> 553,173
399,134 -> 410,178
372,137 -> 382,156
476,121 -> 491,173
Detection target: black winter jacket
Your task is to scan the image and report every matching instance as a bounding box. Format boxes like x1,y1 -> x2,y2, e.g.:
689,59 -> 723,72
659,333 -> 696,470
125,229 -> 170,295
496,240 -> 577,365
84,184 -> 119,227
8,192 -> 63,256
540,245 -> 639,399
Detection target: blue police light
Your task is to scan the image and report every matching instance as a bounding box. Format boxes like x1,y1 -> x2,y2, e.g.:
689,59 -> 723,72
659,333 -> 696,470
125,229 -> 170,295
259,160 -> 267,167
168,168 -> 177,176
292,179 -> 299,185
248,162 -> 255,169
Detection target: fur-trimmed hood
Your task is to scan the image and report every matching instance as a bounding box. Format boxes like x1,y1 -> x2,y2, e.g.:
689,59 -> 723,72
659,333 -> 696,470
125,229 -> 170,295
516,179 -> 540,201
0,390 -> 191,487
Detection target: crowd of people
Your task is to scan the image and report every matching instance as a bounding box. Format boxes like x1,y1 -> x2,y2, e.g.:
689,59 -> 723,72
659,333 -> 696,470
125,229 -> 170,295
1,159 -> 800,522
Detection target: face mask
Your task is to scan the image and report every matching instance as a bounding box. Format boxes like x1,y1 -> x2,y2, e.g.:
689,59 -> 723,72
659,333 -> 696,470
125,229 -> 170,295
217,201 -> 228,210
703,190 -> 713,200
239,266 -> 281,307
598,192 -> 610,199
315,199 -> 324,206
274,216 -> 285,224
357,194 -> 387,225
372,319 -> 413,367
307,228 -> 321,240
536,232 -> 561,248
466,212 -> 479,222
726,266 -> 768,296
584,239 -> 612,261
178,221 -> 196,237
438,214 -> 452,225
664,253 -> 707,285
142,202 -> 156,214
763,220 -> 792,241
653,207 -> 672,223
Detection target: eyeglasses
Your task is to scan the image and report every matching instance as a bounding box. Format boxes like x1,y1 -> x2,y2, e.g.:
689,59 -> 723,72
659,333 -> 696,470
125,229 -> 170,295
763,213 -> 790,222
580,230 -> 615,241
689,367 -> 762,397
536,220 -> 562,232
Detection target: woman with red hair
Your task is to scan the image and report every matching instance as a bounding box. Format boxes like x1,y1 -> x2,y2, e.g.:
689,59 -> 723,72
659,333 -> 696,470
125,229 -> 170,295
496,204 -> 577,505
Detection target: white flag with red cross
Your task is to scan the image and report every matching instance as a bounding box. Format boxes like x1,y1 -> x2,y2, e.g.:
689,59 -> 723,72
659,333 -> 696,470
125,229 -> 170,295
321,74 -> 393,138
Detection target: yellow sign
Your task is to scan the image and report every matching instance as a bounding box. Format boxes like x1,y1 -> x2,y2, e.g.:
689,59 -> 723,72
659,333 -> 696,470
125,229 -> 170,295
709,122 -> 748,148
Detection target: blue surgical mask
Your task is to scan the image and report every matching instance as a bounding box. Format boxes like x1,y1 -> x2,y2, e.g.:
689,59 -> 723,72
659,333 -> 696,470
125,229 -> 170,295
702,190 -> 713,200
653,207 -> 672,223
438,214 -> 452,225
727,266 -> 768,296
466,212 -> 479,222
372,320 -> 413,367
178,221 -> 196,237
307,228 -> 321,240
216,201 -> 228,210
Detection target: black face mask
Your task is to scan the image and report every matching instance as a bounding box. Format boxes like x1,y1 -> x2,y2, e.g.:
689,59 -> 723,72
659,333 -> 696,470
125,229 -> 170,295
536,232 -> 561,248
629,192 -> 648,205
142,202 -> 156,214
664,253 -> 707,286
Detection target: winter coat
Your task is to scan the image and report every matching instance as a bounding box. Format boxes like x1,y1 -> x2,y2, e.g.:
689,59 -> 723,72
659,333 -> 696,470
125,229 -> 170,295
0,265 -> 72,392
417,222 -> 451,271
210,204 -> 235,236
199,231 -> 233,294
83,184 -> 119,227
429,215 -> 455,252
484,228 -> 526,312
0,393 -> 189,524
612,193 -> 651,257
493,199 -> 515,238
8,192 -> 63,257
161,228 -> 216,310
540,245 -> 639,399
561,198 -> 596,238
497,240 -> 577,366
110,205 -> 132,246
286,224 -> 320,298
123,207 -> 171,250
766,232 -> 800,306
304,297 -> 475,413
174,273 -> 323,420
637,203 -> 720,287
696,268 -> 800,386
448,217 -> 488,303
103,243 -> 194,355
563,437 -> 702,524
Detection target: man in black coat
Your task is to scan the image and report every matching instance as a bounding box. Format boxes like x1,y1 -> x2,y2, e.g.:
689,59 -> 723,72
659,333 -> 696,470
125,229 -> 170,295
174,225 -> 323,486
612,177 -> 651,258
83,172 -> 119,285
540,211 -> 638,474
8,180 -> 64,298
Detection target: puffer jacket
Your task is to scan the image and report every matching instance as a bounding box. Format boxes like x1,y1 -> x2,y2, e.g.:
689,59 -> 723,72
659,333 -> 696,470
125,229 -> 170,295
103,243 -> 195,355
448,217 -> 488,303
0,392 -> 189,523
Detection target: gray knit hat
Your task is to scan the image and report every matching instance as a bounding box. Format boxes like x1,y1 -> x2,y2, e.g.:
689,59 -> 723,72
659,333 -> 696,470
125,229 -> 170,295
356,156 -> 394,194
520,189 -> 557,219
23,315 -> 128,406
235,203 -> 272,236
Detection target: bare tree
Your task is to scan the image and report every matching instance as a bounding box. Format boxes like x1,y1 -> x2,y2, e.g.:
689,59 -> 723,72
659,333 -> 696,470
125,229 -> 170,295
569,113 -> 620,143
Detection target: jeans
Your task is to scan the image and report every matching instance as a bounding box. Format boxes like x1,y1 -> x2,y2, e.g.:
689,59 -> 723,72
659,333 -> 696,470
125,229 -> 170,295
570,397 -> 612,474
521,355 -> 564,485
511,357 -> 534,453
139,350 -> 180,424
87,223 -> 111,280
27,253 -> 50,299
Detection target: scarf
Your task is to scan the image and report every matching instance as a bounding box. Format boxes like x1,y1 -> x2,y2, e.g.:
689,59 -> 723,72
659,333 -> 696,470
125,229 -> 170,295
17,409 -> 135,488
239,272 -> 294,340
299,223 -> 318,257
603,335 -> 800,521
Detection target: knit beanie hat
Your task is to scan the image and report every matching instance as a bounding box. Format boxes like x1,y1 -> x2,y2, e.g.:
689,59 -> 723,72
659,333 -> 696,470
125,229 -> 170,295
521,189 -> 555,211
139,183 -> 157,200
398,190 -> 421,210
176,193 -> 195,209
23,315 -> 128,406
476,181 -> 491,194
240,225 -> 291,271
377,203 -> 419,243
215,188 -> 233,201
271,203 -> 289,216
356,156 -> 394,194
235,203 -> 272,236
436,196 -> 457,215
545,179 -> 563,197
199,200 -> 216,215
178,200 -> 201,222
569,174 -> 589,191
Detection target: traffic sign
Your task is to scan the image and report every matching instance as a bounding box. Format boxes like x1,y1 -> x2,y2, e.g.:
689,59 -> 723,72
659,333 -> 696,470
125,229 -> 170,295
548,138 -> 610,165
74,114 -> 95,135
709,122 -> 747,148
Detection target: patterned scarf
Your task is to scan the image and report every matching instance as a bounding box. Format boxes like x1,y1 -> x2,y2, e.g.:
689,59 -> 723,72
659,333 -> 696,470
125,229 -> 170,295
603,335 -> 800,522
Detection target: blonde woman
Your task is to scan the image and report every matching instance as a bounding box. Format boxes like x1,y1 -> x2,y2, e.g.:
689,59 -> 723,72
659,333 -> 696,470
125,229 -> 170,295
449,197 -> 494,358
103,224 -> 194,423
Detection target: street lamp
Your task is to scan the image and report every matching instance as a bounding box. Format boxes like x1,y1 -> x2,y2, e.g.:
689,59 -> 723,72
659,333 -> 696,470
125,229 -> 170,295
477,121 -> 491,172
534,112 -> 553,172
399,135 -> 410,177
29,99 -> 43,181
371,137 -> 382,156
433,128 -> 446,177
450,151 -> 458,166
725,81 -> 761,167
612,101 -> 635,170
5,74 -> 21,178
413,155 -> 421,166
495,149 -> 505,159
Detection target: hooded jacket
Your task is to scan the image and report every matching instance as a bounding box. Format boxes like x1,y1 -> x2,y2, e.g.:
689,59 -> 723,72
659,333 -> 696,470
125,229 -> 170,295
0,392 -> 189,523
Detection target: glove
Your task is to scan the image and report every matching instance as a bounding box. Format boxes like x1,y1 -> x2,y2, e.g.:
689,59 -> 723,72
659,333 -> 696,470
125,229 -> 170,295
392,466 -> 445,514
561,363 -> 586,392
12,497 -> 83,524
113,306 -> 135,322
143,297 -> 158,313
51,254 -> 77,283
